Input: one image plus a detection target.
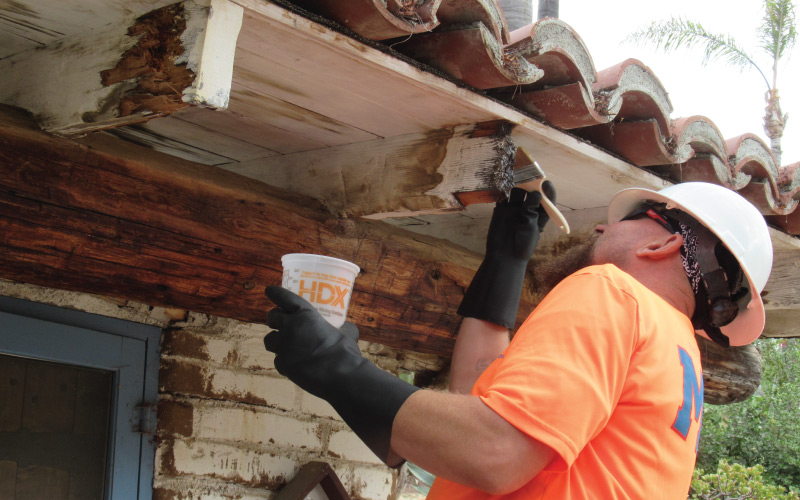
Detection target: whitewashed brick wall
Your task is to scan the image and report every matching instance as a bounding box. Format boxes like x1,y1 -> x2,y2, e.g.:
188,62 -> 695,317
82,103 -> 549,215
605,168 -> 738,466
0,280 -> 445,500
155,314 -> 402,500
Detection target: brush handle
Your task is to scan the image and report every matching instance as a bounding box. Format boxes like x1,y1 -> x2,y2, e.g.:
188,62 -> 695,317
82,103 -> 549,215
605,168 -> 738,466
540,190 -> 570,234
517,177 -> 570,234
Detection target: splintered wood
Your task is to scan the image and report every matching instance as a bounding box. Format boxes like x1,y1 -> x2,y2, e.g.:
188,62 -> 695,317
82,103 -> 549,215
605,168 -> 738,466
100,4 -> 194,117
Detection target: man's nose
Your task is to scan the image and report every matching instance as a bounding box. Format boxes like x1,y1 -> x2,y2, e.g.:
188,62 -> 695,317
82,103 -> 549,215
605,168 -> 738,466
594,224 -> 608,234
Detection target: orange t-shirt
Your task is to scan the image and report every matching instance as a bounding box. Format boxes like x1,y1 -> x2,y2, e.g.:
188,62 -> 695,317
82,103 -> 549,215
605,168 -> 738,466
427,264 -> 703,500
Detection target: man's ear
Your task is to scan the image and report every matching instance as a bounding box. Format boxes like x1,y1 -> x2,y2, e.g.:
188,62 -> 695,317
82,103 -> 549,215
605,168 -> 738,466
636,233 -> 684,261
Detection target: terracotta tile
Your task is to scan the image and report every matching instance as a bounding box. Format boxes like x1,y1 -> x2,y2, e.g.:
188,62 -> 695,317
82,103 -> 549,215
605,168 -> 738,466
509,81 -> 610,129
436,0 -> 509,44
766,212 -> 800,234
577,120 -> 687,167
279,1 -> 800,229
393,26 -> 542,89
290,0 -> 439,40
509,18 -> 596,88
672,117 -> 727,158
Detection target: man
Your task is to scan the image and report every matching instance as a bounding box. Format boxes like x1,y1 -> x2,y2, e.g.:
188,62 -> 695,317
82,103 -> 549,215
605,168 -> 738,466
264,181 -> 772,498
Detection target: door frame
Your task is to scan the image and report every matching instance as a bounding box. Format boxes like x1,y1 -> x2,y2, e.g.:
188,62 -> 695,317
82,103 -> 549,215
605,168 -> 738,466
0,295 -> 161,500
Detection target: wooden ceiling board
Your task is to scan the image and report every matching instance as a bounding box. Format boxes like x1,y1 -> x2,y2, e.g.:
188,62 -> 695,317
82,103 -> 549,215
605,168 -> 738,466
234,6 -> 500,134
217,1 -> 674,223
0,0 -> 178,58
104,126 -> 238,166
136,115 -> 281,163
228,80 -> 379,147
508,128 -> 672,211
173,106 -> 327,155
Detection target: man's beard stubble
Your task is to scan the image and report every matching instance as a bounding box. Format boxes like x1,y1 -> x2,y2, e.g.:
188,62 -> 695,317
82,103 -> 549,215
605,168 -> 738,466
532,240 -> 595,296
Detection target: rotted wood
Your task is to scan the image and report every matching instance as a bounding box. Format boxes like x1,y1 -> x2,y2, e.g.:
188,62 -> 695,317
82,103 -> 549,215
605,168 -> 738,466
0,1 -> 241,135
0,107 -> 760,403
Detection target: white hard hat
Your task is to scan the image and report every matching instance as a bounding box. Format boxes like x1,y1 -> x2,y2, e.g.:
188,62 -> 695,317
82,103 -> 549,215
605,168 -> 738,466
608,182 -> 773,346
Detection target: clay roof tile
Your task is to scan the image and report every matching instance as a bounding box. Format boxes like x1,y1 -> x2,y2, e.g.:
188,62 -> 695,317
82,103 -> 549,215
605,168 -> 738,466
292,0 -> 800,234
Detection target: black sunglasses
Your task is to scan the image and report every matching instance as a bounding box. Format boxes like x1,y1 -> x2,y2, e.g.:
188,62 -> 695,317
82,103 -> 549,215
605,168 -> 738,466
621,204 -> 680,234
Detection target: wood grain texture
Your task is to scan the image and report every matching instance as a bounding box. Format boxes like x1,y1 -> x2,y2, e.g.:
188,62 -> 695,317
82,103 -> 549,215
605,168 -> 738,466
697,336 -> 762,405
230,121 -> 515,218
0,107 -> 487,355
0,107 -> 767,402
762,249 -> 800,338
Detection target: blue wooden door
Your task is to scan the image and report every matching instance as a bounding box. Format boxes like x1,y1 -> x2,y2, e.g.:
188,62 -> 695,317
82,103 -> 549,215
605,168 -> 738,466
0,297 -> 161,500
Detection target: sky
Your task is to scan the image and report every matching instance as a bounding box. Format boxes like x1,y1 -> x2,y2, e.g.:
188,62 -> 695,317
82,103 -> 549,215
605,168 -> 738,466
555,0 -> 799,167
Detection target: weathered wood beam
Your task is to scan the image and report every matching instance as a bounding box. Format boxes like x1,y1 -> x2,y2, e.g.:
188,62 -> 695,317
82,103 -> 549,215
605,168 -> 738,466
697,336 -> 762,405
0,106 -> 484,355
763,250 -> 800,338
0,0 -> 242,135
228,121 -> 516,218
0,107 -> 766,403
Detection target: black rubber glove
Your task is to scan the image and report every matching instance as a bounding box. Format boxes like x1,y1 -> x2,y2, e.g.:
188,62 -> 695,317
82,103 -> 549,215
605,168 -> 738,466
264,286 -> 418,467
457,182 -> 555,328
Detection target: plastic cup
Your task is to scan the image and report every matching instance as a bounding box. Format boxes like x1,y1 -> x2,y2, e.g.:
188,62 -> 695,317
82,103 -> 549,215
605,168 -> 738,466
281,253 -> 360,328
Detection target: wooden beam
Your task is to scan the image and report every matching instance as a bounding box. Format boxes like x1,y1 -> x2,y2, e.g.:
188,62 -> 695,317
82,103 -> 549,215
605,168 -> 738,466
0,106 -> 484,355
228,121 -> 515,218
0,0 -> 242,135
763,250 -> 800,311
0,107 -> 769,403
697,336 -> 762,405
763,250 -> 800,338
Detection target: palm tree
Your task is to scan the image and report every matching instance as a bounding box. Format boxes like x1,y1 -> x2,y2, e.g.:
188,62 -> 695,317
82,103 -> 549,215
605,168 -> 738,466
498,0 -> 559,31
537,0 -> 559,19
626,0 -> 797,165
498,0 -> 533,30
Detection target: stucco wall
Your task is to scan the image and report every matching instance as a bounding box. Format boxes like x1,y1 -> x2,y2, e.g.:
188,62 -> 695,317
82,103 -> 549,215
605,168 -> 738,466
0,280 -> 446,500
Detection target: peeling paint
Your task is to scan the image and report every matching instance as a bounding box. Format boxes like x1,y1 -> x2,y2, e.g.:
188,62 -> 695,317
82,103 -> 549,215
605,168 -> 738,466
158,399 -> 194,437
159,437 -> 178,476
162,329 -> 211,360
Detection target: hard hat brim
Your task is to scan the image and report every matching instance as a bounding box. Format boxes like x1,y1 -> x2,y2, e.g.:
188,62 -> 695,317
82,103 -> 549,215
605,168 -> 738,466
608,187 -> 766,346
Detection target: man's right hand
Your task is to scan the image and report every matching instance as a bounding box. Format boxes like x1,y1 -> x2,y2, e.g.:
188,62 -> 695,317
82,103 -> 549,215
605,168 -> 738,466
485,183 -> 554,263
457,181 -> 556,328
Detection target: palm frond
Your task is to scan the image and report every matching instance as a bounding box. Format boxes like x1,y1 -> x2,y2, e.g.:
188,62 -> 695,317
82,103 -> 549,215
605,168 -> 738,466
759,0 -> 797,60
625,17 -> 771,89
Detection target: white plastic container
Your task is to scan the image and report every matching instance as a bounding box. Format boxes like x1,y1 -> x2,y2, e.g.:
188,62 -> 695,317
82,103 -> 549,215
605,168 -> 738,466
280,253 -> 360,327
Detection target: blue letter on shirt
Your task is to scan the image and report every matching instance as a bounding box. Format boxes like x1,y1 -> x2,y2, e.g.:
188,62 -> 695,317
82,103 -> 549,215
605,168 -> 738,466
672,346 -> 703,441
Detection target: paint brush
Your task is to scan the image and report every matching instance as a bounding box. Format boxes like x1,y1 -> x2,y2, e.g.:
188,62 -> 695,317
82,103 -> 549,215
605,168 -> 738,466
513,159 -> 570,234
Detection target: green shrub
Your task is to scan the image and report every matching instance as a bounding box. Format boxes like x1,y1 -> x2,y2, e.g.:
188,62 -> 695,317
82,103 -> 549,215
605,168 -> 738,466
697,338 -> 800,491
690,460 -> 800,500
